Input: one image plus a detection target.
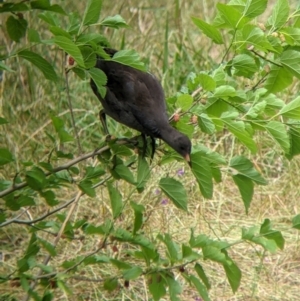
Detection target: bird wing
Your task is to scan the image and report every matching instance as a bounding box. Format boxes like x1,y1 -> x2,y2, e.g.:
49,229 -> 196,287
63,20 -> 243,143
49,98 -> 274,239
104,64 -> 169,137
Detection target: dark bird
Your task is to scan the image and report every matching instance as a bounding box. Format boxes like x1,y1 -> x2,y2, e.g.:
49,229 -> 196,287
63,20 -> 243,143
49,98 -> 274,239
90,48 -> 192,165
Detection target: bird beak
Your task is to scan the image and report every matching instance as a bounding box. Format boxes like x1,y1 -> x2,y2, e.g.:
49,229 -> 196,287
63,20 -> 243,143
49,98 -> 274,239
184,154 -> 192,167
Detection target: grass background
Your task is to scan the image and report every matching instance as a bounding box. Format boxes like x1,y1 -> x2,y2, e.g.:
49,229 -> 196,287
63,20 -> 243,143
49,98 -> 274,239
1,0 -> 300,300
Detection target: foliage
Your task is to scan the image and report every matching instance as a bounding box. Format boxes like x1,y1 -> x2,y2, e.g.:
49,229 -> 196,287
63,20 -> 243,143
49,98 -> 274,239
1,0 -> 300,300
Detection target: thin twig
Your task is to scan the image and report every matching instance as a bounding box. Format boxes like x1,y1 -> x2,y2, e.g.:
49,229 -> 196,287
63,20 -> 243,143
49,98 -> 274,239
250,48 -> 282,67
22,190 -> 84,301
22,153 -> 104,301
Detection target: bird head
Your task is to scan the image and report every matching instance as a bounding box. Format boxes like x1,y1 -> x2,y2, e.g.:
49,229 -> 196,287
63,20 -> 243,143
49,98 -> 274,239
171,133 -> 192,166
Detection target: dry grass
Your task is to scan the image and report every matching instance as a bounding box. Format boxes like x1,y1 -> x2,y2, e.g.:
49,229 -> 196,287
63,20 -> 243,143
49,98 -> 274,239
1,0 -> 300,300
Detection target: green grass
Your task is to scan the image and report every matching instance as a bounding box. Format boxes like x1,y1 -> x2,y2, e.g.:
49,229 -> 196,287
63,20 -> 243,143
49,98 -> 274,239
1,0 -> 300,300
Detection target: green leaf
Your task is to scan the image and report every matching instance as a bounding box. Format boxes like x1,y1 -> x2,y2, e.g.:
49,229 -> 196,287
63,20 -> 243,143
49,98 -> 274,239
158,233 -> 180,263
88,67 -> 107,98
230,156 -> 267,185
246,101 -> 267,118
18,50 -> 57,81
17,195 -> 36,207
78,180 -> 96,197
84,254 -> 110,265
217,3 -> 247,29
130,201 -> 145,234
0,148 -> 14,166
265,121 -> 290,153
260,219 -> 285,250
0,2 -> 29,12
221,117 -> 257,153
104,278 -> 118,292
80,46 -> 97,69
38,11 -> 59,26
84,165 -> 105,180
123,266 -> 143,280
49,26 -> 72,39
197,114 -> 215,134
28,28 -> 41,43
265,65 -> 293,93
39,238 -> 57,256
100,14 -> 129,29
202,246 -> 227,263
287,127 -> 300,159
197,73 -> 216,91
25,233 -> 40,258
214,85 -> 236,98
6,15 -> 28,42
223,260 -> 242,293
280,96 -> 300,119
238,24 -> 275,52
280,27 -> 300,46
25,167 -> 47,191
194,263 -> 211,290
267,0 -> 289,28
149,273 -> 167,301
242,226 -> 278,253
30,1 -> 66,14
159,177 -> 188,211
182,244 -> 200,261
292,214 -> 300,230
107,181 -> 123,219
51,116 -> 73,143
0,61 -> 14,72
40,190 -> 58,206
42,291 -> 54,301
167,276 -> 182,301
111,144 -> 133,156
113,163 -> 136,185
243,0 -> 267,18
232,175 -> 253,214
175,119 -> 194,138
189,275 -> 211,301
83,223 -> 106,235
136,156 -> 150,192
191,17 -> 223,44
280,50 -> 300,79
111,49 -> 146,71
76,32 -> 108,46
176,94 -> 193,111
110,258 -> 132,270
53,36 -> 85,67
232,54 -> 258,78
82,0 -> 102,26
191,152 -> 213,199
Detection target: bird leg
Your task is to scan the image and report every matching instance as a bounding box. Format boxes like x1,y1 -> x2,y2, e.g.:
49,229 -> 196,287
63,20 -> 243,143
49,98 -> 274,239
150,136 -> 156,161
141,133 -> 147,158
99,109 -> 112,141
140,134 -> 156,161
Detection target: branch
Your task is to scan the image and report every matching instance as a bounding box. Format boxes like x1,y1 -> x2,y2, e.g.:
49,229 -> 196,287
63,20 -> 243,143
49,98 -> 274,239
0,145 -> 111,198
0,175 -> 111,227
249,48 -> 282,67
0,137 -> 141,199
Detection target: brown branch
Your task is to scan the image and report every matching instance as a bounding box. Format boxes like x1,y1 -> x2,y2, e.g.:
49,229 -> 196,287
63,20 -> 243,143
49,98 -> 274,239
0,146 -> 110,198
0,175 -> 111,227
